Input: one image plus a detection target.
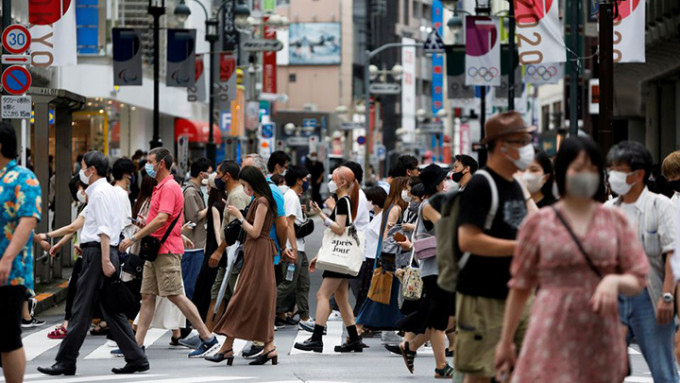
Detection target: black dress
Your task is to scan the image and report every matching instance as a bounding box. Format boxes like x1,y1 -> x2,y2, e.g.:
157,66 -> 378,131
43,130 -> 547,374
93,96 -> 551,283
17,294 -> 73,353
191,203 -> 224,321
322,196 -> 356,279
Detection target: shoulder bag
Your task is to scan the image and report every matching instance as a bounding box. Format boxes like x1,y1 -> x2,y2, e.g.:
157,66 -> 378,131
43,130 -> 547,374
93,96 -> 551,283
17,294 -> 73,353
294,213 -> 315,238
402,247 -> 423,301
316,197 -> 365,276
224,201 -> 252,246
138,208 -> 183,262
367,205 -> 396,305
413,206 -> 437,260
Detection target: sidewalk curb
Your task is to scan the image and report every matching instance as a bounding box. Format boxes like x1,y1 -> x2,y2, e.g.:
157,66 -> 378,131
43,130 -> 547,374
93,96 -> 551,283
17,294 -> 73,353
34,280 -> 69,315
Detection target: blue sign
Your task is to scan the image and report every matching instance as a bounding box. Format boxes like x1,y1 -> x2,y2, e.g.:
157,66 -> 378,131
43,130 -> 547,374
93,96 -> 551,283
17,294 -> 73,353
302,118 -> 317,128
261,123 -> 274,139
357,136 -> 366,145
220,112 -> 231,132
432,0 -> 444,162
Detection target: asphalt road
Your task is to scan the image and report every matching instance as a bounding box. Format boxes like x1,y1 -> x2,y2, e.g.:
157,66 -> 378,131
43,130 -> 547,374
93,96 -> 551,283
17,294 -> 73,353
13,218 -> 658,383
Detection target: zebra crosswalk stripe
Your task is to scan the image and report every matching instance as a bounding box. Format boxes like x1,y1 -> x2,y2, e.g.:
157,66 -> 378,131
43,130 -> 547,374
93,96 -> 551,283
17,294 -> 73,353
85,328 -> 168,359
23,328 -> 63,361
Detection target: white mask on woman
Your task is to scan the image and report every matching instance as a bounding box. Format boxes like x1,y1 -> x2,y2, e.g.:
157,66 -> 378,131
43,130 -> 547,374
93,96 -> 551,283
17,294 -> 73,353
401,190 -> 412,203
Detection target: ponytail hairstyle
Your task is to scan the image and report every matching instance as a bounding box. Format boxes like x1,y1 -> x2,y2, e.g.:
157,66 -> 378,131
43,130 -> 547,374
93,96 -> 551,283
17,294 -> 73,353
334,166 -> 359,220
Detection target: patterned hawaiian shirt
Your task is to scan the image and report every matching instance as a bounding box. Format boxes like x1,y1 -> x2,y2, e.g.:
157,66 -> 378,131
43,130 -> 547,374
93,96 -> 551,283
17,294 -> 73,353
0,160 -> 41,291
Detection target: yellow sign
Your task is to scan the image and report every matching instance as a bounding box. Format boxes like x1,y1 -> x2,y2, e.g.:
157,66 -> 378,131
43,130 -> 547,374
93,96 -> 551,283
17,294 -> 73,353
230,85 -> 246,137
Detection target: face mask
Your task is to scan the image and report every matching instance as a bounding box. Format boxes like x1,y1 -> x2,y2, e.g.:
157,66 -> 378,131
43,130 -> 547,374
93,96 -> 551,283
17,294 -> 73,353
401,190 -> 412,203
522,172 -> 545,194
567,172 -> 600,199
79,168 -> 90,185
328,180 -> 338,194
451,171 -> 465,183
214,176 -> 226,191
608,170 -> 635,196
76,190 -> 87,203
408,201 -> 420,212
201,178 -> 209,186
302,180 -> 309,192
668,180 -> 680,193
145,162 -> 157,178
310,156 -> 317,162
504,143 -> 534,171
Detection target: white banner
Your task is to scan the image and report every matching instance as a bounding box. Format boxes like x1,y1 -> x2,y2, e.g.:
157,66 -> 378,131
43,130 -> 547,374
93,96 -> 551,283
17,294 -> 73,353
513,0 -> 566,64
524,63 -> 563,84
29,0 -> 77,67
613,0 -> 645,63
465,17 -> 501,86
401,37 -> 417,143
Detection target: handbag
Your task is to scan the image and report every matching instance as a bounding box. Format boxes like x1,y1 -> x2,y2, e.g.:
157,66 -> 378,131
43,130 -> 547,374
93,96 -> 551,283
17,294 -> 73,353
138,209 -> 183,262
316,198 -> 365,276
100,275 -> 141,320
294,215 -> 315,238
367,265 -> 393,305
401,248 -> 423,301
122,253 -> 145,278
224,203 -> 251,246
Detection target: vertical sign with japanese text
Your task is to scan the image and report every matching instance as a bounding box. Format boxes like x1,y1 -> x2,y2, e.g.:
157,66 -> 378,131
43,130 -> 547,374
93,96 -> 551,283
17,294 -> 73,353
222,0 -> 239,51
263,19 -> 277,95
402,37 -> 416,143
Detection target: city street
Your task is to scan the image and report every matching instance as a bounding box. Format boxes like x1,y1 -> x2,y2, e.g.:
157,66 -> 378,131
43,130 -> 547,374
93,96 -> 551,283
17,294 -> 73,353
17,219 -> 656,383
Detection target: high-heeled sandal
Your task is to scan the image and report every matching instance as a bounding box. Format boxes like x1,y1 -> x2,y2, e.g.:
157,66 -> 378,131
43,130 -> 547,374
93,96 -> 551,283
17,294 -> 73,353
205,349 -> 234,366
249,348 -> 278,366
399,341 -> 417,374
434,362 -> 454,379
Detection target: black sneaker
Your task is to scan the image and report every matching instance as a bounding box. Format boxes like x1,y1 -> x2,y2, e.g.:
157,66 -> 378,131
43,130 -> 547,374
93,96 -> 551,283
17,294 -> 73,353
385,344 -> 401,354
242,344 -> 265,359
334,339 -> 364,353
22,316 -> 46,328
446,349 -> 454,358
294,337 -> 323,353
274,317 -> 288,328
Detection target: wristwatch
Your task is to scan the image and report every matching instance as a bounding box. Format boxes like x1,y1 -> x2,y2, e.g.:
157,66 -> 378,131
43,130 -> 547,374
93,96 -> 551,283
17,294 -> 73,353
130,236 -> 138,244
238,218 -> 245,225
663,292 -> 674,303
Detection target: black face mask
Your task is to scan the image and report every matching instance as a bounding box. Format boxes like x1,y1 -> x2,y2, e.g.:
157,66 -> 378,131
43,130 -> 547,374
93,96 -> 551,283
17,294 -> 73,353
668,180 -> 680,193
451,171 -> 465,183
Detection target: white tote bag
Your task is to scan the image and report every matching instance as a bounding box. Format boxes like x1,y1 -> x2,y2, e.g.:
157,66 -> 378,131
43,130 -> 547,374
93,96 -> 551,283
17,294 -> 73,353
316,198 -> 365,276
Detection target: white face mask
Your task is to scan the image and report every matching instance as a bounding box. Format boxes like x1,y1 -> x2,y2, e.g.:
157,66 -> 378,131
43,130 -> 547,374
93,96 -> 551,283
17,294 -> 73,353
504,143 -> 534,171
79,168 -> 90,185
310,156 -> 318,162
608,170 -> 635,196
328,180 -> 338,194
522,172 -> 545,194
76,190 -> 87,203
401,190 -> 412,203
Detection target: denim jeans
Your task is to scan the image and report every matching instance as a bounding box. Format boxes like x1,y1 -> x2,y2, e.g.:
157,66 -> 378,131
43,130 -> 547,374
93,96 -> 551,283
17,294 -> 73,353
619,289 -> 679,383
181,249 -> 205,300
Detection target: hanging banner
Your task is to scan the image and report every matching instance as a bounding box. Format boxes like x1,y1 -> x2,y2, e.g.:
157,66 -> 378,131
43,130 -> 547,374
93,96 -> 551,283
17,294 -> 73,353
263,20 -> 277,94
513,0 -> 566,65
524,62 -> 563,84
29,0 -> 77,67
465,17 -> 501,86
167,29 -> 196,87
613,0 -> 645,63
402,37 -> 417,143
112,28 -> 143,86
431,1 -> 444,113
447,46 -> 476,107
188,54 -> 206,102
222,0 -> 239,51
217,52 -> 238,113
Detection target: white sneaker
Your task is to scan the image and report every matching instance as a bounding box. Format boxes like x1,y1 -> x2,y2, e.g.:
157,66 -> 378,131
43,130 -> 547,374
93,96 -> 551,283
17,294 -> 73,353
328,310 -> 342,322
381,331 -> 403,345
106,340 -> 117,348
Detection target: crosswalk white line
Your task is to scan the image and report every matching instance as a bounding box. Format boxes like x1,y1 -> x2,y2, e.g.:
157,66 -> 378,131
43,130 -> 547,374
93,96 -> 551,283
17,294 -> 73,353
628,347 -> 642,355
23,328 -> 64,361
124,377 -> 250,383
625,378 -> 654,383
289,322 -> 349,356
22,374 -> 164,383
84,328 -> 169,359
0,374 -> 44,382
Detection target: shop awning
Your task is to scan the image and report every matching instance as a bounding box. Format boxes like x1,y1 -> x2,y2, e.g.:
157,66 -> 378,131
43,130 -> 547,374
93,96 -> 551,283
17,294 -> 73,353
174,118 -> 221,143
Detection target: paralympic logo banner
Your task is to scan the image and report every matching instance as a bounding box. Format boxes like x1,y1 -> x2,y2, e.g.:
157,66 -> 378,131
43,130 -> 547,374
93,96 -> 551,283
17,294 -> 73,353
112,28 -> 143,86
465,17 -> 501,87
167,29 -> 196,87
513,0 -> 566,65
613,0 -> 645,63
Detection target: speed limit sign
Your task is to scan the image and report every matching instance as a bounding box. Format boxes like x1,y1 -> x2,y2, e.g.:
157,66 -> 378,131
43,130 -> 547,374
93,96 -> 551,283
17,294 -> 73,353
2,25 -> 31,55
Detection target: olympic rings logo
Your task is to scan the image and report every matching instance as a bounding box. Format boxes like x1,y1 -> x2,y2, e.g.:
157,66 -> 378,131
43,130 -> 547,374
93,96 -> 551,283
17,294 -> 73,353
467,66 -> 500,82
526,64 -> 559,81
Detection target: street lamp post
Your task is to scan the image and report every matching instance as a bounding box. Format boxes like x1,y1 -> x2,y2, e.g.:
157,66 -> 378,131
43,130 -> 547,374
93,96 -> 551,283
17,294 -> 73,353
149,0 -> 166,150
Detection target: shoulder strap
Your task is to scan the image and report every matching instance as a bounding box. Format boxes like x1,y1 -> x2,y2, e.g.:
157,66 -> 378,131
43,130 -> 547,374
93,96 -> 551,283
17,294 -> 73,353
475,170 -> 499,230
160,208 -> 183,245
552,207 -> 603,278
375,204 -> 396,261
343,197 -> 353,226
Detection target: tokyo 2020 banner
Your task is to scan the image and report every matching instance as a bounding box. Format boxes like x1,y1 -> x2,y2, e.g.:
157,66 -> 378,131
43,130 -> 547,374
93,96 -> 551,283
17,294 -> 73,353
513,0 -> 566,65
465,16 -> 501,87
614,0 -> 645,63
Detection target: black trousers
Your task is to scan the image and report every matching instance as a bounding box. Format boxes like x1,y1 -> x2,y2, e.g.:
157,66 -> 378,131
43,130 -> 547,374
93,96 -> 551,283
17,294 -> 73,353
55,245 -> 146,366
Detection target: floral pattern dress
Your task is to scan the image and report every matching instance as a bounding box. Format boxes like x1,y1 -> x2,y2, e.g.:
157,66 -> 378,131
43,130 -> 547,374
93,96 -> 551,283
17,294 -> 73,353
0,160 -> 42,291
510,205 -> 649,383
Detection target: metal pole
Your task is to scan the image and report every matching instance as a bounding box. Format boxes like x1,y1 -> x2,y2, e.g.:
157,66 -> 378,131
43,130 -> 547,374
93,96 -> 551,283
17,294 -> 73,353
150,7 -> 164,149
207,40 -> 217,165
479,86 -> 487,167
364,50 -> 372,185
598,1 -> 614,154
508,0 -> 516,111
568,0 -> 579,136
2,0 -> 11,122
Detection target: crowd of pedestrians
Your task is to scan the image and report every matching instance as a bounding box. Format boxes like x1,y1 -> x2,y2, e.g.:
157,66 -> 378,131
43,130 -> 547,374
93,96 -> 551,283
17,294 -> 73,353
4,111 -> 680,383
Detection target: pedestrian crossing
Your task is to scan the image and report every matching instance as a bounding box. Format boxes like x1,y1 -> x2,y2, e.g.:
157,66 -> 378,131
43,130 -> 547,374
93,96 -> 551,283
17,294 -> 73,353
0,374 -> 249,383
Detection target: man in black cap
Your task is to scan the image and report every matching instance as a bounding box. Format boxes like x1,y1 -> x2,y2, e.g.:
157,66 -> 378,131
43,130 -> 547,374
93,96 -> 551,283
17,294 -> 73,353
455,111 -> 537,383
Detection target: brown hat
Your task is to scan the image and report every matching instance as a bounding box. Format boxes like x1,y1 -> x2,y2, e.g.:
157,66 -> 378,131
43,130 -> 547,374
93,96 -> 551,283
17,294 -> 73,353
480,111 -> 535,145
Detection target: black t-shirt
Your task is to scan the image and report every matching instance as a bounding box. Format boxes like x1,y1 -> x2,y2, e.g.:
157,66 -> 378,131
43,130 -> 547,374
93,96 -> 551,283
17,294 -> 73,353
537,195 -> 558,208
306,161 -> 325,184
456,167 -> 527,300
330,196 -> 351,226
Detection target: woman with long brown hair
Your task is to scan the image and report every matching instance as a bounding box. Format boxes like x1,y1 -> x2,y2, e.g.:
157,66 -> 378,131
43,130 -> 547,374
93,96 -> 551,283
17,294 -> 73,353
294,166 -> 364,353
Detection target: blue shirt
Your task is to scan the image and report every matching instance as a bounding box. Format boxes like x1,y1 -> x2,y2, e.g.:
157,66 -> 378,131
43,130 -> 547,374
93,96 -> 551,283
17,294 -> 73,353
0,161 -> 41,291
267,180 -> 286,264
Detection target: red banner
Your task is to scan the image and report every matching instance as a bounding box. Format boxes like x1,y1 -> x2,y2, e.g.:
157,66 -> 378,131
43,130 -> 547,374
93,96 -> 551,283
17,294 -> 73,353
263,19 -> 277,94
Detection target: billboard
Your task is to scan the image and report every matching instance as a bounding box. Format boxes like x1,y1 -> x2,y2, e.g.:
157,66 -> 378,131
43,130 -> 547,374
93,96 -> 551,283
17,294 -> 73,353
289,23 -> 341,65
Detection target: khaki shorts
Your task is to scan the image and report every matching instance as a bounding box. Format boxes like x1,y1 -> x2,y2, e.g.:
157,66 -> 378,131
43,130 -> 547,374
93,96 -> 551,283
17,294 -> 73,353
454,292 -> 532,378
141,253 -> 185,297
